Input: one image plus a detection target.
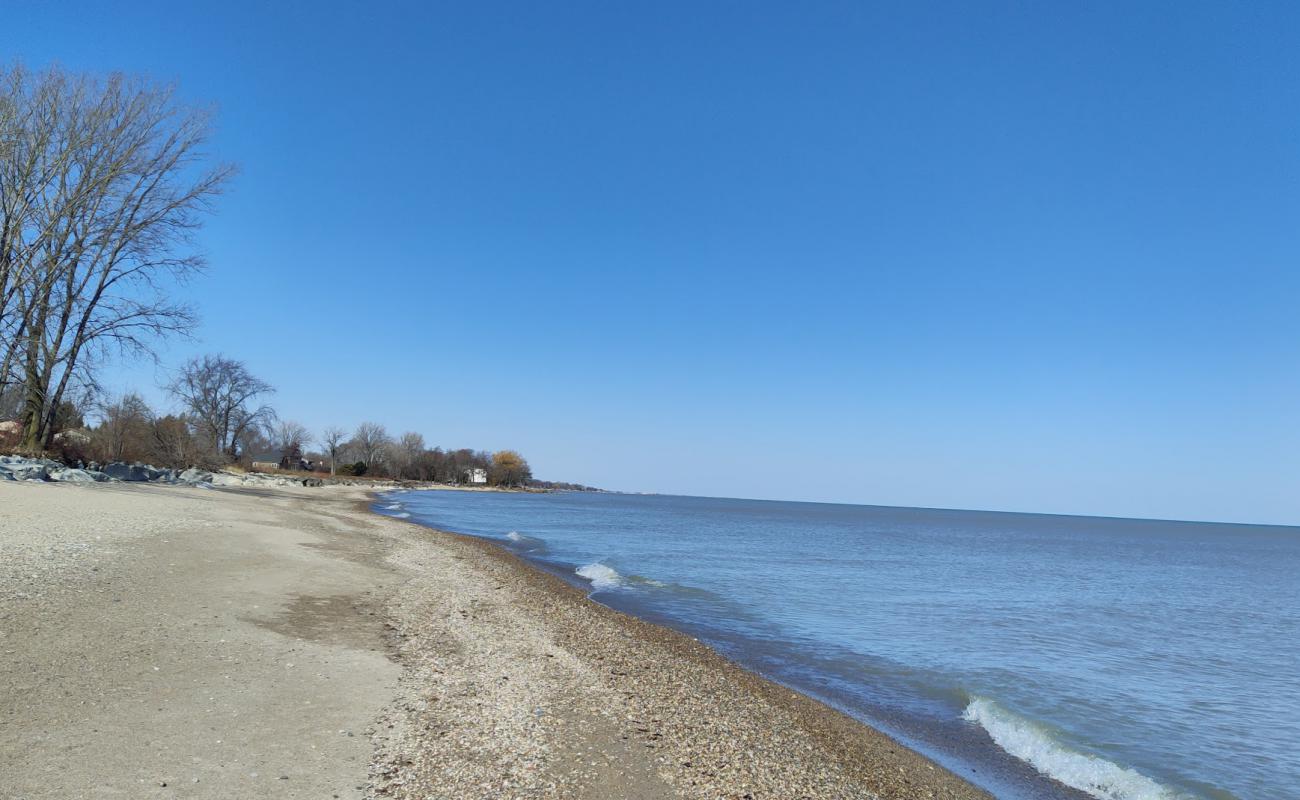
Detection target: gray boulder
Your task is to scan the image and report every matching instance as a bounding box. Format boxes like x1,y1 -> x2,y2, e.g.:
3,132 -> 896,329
0,454 -> 58,466
48,467 -> 104,483
102,462 -> 167,482
52,429 -> 92,446
101,462 -> 135,481
239,472 -> 292,487
177,468 -> 214,485
0,460 -> 50,481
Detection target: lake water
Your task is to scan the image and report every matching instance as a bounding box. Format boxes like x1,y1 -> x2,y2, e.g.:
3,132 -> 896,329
376,490 -> 1300,800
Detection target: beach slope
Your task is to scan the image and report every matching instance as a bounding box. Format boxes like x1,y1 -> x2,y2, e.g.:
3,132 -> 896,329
0,481 -> 988,799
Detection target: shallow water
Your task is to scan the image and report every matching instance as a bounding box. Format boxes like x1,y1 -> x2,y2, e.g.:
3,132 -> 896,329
379,490 -> 1300,800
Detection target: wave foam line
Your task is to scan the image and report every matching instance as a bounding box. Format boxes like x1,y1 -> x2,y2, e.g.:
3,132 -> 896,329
963,697 -> 1183,800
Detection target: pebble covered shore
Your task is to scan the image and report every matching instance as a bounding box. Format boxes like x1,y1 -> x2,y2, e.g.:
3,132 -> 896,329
366,498 -> 993,800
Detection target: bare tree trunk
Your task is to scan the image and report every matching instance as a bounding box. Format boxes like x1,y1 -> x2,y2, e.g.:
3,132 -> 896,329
20,328 -> 43,448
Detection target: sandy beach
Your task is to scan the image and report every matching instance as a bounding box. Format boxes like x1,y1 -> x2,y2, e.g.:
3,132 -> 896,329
0,481 -> 990,800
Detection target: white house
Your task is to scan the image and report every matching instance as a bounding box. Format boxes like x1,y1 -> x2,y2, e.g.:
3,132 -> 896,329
465,467 -> 488,485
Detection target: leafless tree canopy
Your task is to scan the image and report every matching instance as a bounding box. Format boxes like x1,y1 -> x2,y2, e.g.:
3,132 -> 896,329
320,426 -> 346,476
0,64 -> 233,448
273,420 -> 312,463
168,354 -> 274,460
66,391 -> 204,468
348,421 -> 390,469
398,431 -> 425,455
94,391 -> 152,462
384,430 -> 425,479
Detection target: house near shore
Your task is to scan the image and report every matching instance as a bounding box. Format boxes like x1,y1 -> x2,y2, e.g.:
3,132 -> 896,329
250,452 -> 283,471
249,451 -> 317,472
465,467 -> 488,485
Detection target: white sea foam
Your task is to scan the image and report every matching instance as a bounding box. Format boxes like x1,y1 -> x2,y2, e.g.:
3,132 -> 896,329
392,511 -> 410,518
505,531 -> 525,542
383,503 -> 402,510
963,697 -> 1182,800
575,562 -> 623,590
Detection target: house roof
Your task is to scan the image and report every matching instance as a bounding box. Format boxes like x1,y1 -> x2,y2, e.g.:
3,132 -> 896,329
250,452 -> 283,463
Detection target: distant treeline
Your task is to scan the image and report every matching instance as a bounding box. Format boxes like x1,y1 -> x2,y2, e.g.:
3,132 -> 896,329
0,354 -> 543,487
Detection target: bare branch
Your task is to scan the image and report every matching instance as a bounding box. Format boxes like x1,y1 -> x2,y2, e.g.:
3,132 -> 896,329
0,64 -> 233,448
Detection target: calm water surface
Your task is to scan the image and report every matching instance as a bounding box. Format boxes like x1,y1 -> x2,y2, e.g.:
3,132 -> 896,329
377,490 -> 1300,800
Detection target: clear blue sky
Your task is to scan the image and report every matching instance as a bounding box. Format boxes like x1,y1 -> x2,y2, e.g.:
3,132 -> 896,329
6,2 -> 1299,524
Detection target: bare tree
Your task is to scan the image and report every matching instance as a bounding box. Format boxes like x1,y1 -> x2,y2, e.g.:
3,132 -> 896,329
383,431 -> 425,480
394,431 -> 425,480
321,426 -> 346,476
167,354 -> 274,461
382,441 -> 407,480
0,65 -> 234,449
93,391 -> 152,461
349,421 -> 390,472
272,420 -> 312,468
0,66 -> 71,402
149,413 -> 199,468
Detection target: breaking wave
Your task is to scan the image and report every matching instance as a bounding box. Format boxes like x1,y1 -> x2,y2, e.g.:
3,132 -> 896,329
504,531 -> 547,552
573,562 -> 674,593
963,697 -> 1183,800
575,562 -> 624,590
